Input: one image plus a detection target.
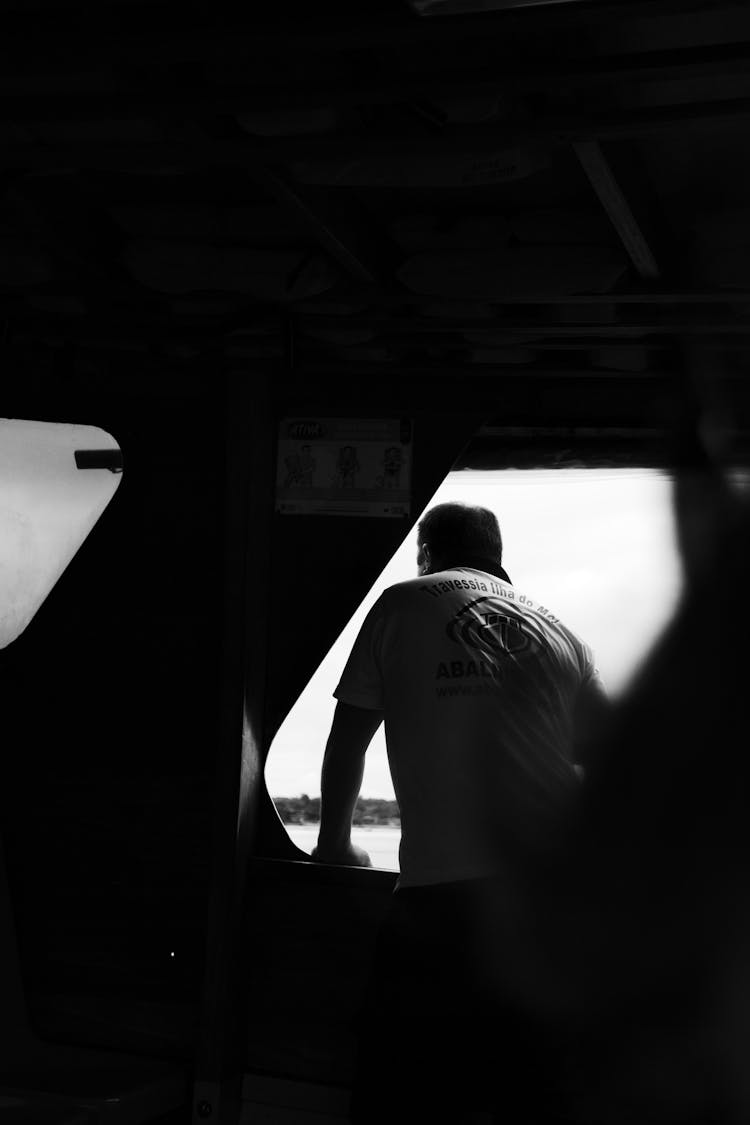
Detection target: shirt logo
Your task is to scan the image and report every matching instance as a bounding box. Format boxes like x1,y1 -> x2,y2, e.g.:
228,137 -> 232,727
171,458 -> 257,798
444,597 -> 543,681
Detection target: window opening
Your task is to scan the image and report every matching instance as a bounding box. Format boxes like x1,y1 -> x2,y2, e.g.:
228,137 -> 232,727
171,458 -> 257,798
265,467 -> 684,872
0,418 -> 122,649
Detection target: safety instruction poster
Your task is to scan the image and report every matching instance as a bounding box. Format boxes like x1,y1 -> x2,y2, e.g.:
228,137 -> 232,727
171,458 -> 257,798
275,417 -> 412,518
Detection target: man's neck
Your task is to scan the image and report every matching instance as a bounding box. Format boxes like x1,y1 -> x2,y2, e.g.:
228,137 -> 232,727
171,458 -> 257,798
434,557 -> 511,584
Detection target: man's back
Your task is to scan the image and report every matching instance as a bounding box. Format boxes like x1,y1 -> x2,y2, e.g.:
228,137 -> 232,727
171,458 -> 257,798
335,567 -> 602,887
317,503 -> 606,1124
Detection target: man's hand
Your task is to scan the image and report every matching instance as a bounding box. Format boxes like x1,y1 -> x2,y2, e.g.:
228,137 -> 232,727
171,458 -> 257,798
311,840 -> 372,868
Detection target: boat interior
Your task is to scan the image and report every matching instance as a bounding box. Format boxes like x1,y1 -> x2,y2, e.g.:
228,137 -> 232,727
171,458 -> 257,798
2,0 -> 750,1121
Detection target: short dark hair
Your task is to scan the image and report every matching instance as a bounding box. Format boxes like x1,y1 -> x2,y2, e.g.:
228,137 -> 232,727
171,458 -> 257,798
418,502 -> 503,569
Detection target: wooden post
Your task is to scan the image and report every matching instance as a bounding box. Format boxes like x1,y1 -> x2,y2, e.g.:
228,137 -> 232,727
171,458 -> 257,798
192,368 -> 276,1125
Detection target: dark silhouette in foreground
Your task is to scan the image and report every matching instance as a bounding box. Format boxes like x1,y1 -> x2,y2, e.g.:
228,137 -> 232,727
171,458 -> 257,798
495,466 -> 750,1125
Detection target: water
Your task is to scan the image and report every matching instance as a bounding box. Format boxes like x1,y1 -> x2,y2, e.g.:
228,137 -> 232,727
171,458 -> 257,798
284,823 -> 400,871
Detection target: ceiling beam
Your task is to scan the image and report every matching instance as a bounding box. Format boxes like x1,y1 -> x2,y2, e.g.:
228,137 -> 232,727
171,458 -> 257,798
297,315 -> 750,337
3,41 -> 750,121
572,140 -> 660,280
353,290 -> 750,306
6,295 -> 750,341
6,282 -> 750,306
4,95 -> 750,172
284,360 -> 677,380
243,165 -> 399,287
0,0 -> 743,54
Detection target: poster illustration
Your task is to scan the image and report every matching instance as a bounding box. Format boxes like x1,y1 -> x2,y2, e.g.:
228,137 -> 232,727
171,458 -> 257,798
276,418 -> 412,517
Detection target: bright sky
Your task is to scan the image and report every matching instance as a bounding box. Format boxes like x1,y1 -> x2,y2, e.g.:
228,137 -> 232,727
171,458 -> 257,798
264,467 -> 684,800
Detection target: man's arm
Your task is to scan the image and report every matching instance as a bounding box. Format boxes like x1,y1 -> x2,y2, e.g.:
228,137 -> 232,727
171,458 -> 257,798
311,701 -> 384,868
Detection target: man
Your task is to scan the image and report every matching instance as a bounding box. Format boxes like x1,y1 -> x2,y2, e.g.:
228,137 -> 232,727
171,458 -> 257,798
312,502 -> 607,1124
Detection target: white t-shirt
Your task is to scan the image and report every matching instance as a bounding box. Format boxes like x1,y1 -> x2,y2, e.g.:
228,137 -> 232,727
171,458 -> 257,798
335,568 -> 604,888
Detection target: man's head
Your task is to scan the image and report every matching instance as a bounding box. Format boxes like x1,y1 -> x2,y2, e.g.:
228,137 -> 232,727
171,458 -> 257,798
416,502 -> 505,578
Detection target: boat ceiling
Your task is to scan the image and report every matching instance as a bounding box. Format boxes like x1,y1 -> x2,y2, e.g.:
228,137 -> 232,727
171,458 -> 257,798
3,0 -> 750,457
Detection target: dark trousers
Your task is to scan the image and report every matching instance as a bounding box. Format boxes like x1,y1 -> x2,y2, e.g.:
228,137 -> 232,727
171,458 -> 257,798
349,879 -> 571,1125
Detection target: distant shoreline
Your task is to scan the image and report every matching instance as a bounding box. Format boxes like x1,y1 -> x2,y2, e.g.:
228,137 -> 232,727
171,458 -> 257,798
273,794 -> 400,828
